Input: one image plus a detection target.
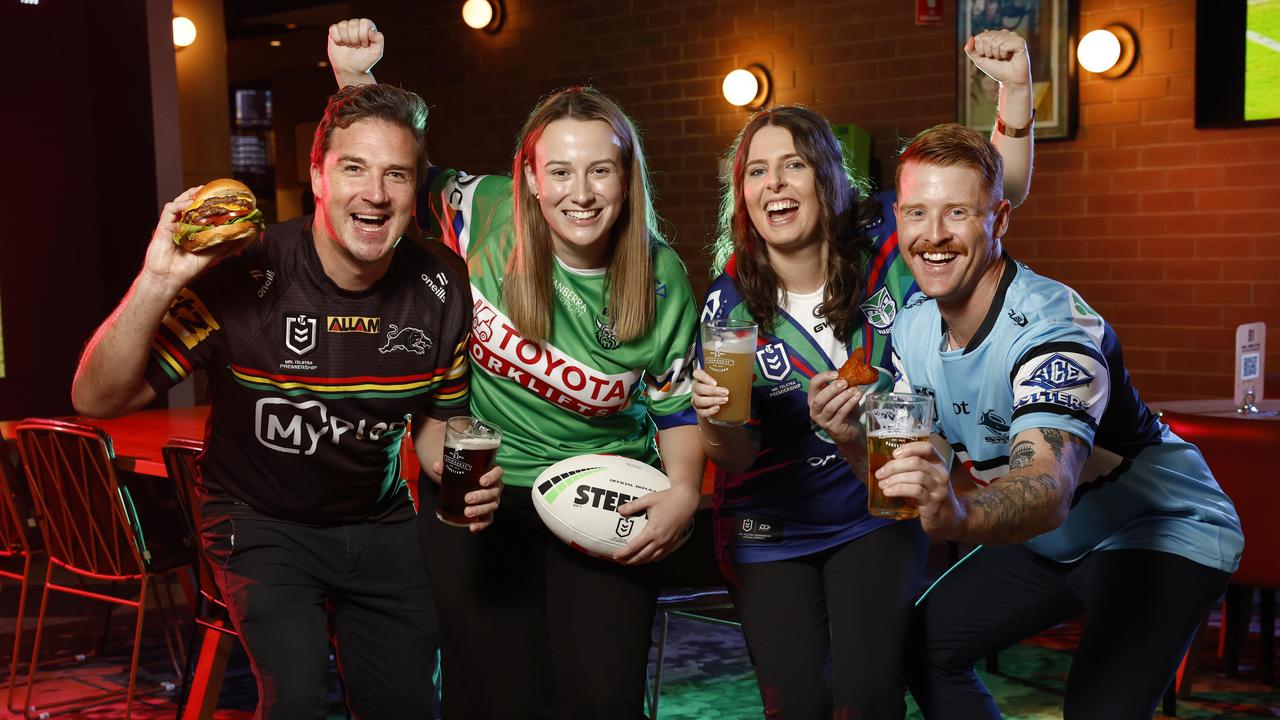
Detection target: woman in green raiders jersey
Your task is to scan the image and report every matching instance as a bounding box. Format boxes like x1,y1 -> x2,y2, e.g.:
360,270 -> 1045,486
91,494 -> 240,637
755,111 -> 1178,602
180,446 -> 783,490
328,19 -> 703,719
689,31 -> 1034,719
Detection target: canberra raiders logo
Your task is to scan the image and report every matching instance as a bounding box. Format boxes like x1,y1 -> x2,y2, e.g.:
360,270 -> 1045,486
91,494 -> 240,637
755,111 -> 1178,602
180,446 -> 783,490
594,311 -> 620,350
860,287 -> 897,331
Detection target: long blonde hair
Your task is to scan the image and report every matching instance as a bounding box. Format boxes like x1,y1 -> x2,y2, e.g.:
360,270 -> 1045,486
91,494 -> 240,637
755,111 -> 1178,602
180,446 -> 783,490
507,87 -> 663,343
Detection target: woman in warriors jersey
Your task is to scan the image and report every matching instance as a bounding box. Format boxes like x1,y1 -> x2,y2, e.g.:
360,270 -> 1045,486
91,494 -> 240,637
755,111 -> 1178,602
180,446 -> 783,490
328,20 -> 701,719
690,32 -> 1035,718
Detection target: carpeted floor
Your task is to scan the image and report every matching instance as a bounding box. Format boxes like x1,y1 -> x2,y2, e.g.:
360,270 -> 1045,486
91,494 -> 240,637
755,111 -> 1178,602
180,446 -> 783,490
0,569 -> 1276,718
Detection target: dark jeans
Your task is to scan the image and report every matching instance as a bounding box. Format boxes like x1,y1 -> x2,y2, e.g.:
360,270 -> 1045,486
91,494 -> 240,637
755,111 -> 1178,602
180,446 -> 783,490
418,480 -> 658,720
203,516 -> 437,719
907,544 -> 1230,720
730,520 -> 929,720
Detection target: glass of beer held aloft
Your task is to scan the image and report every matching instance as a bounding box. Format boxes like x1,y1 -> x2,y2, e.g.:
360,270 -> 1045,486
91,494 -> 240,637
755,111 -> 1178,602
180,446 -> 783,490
864,392 -> 933,520
701,319 -> 758,426
437,416 -> 502,527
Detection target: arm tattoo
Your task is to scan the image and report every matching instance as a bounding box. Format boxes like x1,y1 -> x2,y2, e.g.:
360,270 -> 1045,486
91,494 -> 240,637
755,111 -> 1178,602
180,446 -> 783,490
1039,428 -> 1065,461
1009,440 -> 1036,470
970,473 -> 1060,544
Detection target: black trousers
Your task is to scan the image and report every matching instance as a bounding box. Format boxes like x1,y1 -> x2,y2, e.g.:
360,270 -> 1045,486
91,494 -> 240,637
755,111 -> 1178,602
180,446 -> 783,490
418,480 -> 658,720
729,520 -> 929,720
907,544 -> 1230,720
203,516 -> 438,719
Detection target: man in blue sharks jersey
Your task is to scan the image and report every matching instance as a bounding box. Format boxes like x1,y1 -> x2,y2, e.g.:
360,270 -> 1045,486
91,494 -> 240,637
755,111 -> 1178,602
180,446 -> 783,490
881,123 -> 1242,719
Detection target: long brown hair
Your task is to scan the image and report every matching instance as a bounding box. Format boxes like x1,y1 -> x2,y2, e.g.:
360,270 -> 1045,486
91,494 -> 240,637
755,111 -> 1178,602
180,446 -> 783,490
506,87 -> 664,343
711,106 -> 879,343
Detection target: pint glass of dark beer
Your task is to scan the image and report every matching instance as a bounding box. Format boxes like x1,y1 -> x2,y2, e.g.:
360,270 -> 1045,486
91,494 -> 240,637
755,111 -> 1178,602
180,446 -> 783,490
864,393 -> 932,520
437,416 -> 502,527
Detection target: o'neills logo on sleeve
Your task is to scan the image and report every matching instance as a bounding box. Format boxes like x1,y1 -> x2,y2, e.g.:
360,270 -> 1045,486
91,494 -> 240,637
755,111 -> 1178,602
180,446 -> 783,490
469,291 -> 639,417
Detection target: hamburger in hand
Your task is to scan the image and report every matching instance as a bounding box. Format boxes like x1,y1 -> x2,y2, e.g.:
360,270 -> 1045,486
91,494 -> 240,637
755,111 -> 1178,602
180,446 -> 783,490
173,179 -> 265,253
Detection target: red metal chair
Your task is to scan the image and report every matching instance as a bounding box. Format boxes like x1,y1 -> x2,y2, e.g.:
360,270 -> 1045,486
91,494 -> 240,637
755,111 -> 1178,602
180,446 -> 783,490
14,419 -> 191,719
1160,410 -> 1279,712
0,428 -> 44,712
163,438 -> 242,720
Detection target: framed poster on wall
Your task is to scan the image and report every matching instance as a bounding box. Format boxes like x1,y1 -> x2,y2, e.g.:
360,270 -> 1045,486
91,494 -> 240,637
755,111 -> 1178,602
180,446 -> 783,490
958,0 -> 1075,140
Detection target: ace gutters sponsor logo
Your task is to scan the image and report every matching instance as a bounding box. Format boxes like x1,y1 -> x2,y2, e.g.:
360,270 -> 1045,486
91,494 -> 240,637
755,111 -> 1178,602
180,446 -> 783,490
469,292 -> 636,417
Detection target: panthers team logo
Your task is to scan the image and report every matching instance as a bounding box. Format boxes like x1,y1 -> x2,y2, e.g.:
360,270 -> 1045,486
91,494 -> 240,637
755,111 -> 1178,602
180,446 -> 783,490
1021,354 -> 1094,391
860,287 -> 897,330
379,325 -> 432,355
284,314 -> 318,357
978,409 -> 1010,444
756,342 -> 792,382
594,313 -> 620,351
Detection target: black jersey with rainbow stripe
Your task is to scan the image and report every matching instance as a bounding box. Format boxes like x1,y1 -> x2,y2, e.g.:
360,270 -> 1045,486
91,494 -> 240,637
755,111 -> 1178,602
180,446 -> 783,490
144,217 -> 471,525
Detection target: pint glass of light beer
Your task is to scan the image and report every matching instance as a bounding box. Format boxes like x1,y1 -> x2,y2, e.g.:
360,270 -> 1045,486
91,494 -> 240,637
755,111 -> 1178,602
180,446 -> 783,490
701,319 -> 758,426
437,416 -> 502,527
864,393 -> 933,520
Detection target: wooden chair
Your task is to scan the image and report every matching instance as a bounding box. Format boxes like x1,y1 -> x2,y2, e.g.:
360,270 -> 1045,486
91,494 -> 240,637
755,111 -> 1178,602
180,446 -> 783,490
14,419 -> 191,719
1159,411 -> 1279,714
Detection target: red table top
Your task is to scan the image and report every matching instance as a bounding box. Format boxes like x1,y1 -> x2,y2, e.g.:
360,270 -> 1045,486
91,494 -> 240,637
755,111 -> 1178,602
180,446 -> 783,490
0,406 -> 422,480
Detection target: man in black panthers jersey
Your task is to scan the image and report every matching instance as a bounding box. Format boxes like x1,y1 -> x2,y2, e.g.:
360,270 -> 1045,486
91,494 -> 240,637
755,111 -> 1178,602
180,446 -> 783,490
73,84 -> 503,718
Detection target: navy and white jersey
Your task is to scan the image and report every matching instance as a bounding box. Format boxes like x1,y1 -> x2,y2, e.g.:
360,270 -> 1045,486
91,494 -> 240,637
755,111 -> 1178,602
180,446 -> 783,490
892,255 -> 1242,573
702,191 -> 918,564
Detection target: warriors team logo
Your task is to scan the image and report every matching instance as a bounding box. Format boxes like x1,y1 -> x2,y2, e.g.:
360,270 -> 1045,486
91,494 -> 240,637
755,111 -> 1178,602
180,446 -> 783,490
756,342 -> 792,382
284,314 -> 318,357
379,324 -> 432,355
594,312 -> 620,351
860,287 -> 897,330
978,409 -> 1010,444
1020,354 -> 1094,391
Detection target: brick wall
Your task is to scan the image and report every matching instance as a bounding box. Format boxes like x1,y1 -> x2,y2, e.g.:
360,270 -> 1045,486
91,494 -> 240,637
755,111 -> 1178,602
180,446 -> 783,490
362,0 -> 1280,401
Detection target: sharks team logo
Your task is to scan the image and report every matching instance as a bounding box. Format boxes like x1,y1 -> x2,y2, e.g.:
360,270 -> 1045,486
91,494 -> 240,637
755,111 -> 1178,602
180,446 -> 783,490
860,287 -> 897,330
978,409 -> 1010,444
1007,309 -> 1028,326
1020,354 -> 1094,391
756,342 -> 791,382
284,314 -> 318,357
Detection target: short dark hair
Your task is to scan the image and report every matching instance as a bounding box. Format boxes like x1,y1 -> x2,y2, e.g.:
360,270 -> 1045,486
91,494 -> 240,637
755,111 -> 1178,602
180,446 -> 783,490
896,123 -> 1004,202
310,83 -> 429,183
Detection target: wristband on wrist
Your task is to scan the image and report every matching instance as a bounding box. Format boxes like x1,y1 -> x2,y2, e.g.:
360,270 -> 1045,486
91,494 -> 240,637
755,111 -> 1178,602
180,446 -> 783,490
996,108 -> 1035,138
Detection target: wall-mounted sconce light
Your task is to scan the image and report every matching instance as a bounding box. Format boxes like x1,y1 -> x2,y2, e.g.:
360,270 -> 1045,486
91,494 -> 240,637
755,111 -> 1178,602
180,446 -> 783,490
172,16 -> 197,48
269,39 -> 283,47
722,64 -> 772,110
462,0 -> 504,33
1077,24 -> 1137,78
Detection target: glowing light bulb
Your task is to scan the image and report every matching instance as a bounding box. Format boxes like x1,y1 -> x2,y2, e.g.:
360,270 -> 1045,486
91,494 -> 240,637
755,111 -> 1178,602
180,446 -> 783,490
1078,29 -> 1122,74
172,16 -> 197,48
462,0 -> 494,30
722,69 -> 760,107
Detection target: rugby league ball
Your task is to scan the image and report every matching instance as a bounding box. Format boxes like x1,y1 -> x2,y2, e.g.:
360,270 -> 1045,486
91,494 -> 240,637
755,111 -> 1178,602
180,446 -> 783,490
532,454 -> 691,559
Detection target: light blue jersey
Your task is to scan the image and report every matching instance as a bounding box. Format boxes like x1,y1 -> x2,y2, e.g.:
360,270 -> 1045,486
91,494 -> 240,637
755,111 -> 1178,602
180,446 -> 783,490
892,256 -> 1242,573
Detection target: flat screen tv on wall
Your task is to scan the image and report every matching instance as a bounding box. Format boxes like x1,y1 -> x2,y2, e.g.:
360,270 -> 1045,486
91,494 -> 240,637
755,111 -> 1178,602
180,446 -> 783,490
1197,0 -> 1280,127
